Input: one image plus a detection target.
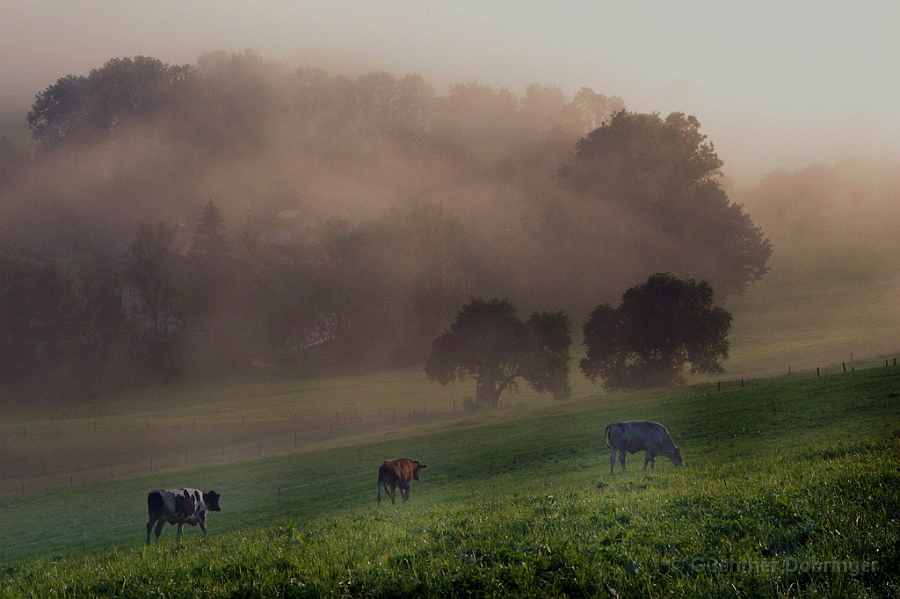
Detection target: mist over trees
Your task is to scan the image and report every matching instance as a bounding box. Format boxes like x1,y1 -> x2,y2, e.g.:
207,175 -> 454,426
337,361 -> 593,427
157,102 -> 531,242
0,51 -> 779,400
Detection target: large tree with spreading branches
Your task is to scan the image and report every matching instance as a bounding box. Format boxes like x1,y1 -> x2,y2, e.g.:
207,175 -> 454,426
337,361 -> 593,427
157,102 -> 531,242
425,298 -> 572,408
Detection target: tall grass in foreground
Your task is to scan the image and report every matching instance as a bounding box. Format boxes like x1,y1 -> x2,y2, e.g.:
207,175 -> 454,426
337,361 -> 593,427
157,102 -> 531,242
2,437 -> 898,598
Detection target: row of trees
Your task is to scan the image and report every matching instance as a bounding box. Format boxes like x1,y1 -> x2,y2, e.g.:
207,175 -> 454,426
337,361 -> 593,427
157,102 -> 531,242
1,55 -> 770,308
0,53 -> 772,401
1,205 -> 731,402
0,198 -> 471,399
426,273 -> 733,408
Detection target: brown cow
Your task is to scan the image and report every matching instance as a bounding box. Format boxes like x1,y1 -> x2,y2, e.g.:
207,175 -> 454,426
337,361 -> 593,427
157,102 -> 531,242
146,488 -> 221,544
377,458 -> 427,507
605,421 -> 684,474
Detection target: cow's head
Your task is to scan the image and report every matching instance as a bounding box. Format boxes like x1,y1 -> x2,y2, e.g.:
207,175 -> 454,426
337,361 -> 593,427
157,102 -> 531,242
668,448 -> 684,467
203,490 -> 222,511
413,462 -> 428,480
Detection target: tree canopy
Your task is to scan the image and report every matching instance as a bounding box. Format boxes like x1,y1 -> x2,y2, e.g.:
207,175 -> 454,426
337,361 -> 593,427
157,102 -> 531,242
548,111 -> 772,303
0,250 -> 139,399
27,56 -> 195,151
425,298 -> 572,408
580,273 -> 732,390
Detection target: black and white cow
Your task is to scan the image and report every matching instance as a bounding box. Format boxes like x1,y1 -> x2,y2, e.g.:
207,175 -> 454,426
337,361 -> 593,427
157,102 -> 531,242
146,488 -> 221,544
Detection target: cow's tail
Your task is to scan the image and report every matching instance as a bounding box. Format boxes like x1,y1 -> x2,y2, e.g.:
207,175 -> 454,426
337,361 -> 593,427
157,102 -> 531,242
147,490 -> 164,518
605,424 -> 612,449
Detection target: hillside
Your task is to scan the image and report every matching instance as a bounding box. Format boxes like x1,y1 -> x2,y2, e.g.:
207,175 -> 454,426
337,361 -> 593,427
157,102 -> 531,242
1,364 -> 898,597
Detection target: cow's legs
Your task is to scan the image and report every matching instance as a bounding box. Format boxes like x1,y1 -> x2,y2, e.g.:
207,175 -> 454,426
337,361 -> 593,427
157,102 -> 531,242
400,484 -> 410,502
377,481 -> 396,507
176,523 -> 185,541
643,452 -> 656,471
609,449 -> 617,474
388,483 -> 397,505
199,513 -> 208,536
154,520 -> 166,542
146,518 -> 157,545
619,450 -> 627,472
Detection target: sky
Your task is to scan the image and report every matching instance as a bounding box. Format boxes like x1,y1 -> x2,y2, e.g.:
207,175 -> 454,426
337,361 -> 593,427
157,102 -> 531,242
2,0 -> 898,184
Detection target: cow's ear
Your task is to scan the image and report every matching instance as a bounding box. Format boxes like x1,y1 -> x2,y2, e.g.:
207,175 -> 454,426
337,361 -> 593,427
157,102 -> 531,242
419,464 -> 428,469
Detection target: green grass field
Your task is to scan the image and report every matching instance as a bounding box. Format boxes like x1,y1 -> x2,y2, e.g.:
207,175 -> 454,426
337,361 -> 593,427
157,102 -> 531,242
1,364 -> 898,597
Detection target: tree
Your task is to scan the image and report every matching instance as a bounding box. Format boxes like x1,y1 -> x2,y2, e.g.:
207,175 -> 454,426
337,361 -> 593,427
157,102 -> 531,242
128,221 -> 184,378
308,203 -> 470,368
182,200 -> 242,370
0,250 -> 138,399
556,111 -> 772,299
27,56 -> 194,151
186,199 -> 233,318
425,298 -> 572,408
0,137 -> 26,190
561,87 -> 625,134
0,251 -> 82,388
581,273 -> 732,390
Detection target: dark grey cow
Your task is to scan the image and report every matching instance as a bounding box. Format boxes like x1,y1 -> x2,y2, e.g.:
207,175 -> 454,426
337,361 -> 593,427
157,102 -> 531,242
146,488 -> 221,544
605,421 -> 684,473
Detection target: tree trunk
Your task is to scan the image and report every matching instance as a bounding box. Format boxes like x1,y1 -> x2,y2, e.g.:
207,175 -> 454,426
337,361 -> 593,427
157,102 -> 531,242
475,377 -> 502,409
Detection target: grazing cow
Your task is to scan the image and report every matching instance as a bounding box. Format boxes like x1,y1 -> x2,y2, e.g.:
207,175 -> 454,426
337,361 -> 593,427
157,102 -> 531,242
146,488 -> 221,544
605,421 -> 684,474
377,458 -> 427,507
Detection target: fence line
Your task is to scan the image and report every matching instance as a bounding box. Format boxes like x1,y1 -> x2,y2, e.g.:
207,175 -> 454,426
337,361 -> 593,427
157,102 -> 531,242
0,418 -> 561,558
4,355 -> 899,497
5,354 -> 900,497
1,355 -> 897,558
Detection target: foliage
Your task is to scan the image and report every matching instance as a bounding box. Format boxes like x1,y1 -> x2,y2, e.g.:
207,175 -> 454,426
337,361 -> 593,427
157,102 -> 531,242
0,251 -> 82,388
27,56 -> 195,151
330,203 -> 471,366
581,272 -> 732,390
0,250 -> 139,399
3,53 -> 782,392
553,110 -> 772,300
426,297 -> 572,408
127,221 -> 184,379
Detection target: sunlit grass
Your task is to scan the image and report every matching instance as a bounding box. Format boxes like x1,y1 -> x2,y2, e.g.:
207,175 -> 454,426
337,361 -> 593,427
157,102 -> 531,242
3,434 -> 897,598
1,367 -> 898,597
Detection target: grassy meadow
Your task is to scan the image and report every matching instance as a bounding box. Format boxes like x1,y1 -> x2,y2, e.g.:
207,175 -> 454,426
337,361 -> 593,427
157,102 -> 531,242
1,363 -> 899,597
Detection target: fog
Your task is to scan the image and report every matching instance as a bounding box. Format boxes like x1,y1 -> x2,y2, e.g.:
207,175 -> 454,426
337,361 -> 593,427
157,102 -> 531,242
3,2 -> 899,184
1,3 -> 898,400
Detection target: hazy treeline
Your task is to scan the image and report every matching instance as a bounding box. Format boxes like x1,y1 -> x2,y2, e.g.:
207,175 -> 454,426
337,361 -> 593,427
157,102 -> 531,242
736,159 -> 900,271
0,51 -> 790,400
